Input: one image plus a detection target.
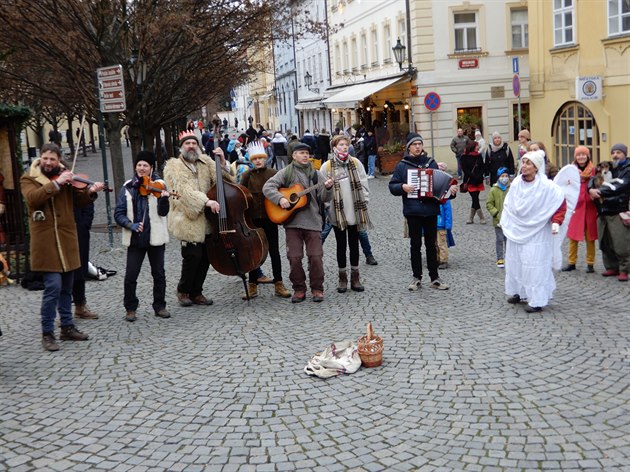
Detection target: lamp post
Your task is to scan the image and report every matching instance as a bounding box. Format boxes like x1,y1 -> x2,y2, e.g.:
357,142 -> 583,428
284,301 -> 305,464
129,48 -> 148,149
392,38 -> 417,133
304,71 -> 320,94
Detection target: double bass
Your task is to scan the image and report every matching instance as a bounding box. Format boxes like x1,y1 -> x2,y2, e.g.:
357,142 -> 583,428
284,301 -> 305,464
205,123 -> 268,301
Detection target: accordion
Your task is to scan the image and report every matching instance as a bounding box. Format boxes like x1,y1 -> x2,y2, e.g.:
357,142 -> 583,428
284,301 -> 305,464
407,168 -> 458,203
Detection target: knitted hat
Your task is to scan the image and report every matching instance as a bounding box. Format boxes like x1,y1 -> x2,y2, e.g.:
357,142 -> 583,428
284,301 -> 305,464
292,143 -> 311,155
406,133 -> 423,150
523,150 -> 545,170
497,167 -> 509,177
611,143 -> 628,157
574,146 -> 590,158
178,130 -> 199,146
518,129 -> 531,140
134,150 -> 156,168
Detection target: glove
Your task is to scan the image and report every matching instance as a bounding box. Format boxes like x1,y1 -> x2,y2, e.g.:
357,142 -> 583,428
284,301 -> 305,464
551,222 -> 560,234
130,223 -> 140,232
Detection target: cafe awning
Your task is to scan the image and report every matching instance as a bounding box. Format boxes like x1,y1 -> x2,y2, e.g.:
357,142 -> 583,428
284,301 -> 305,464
322,76 -> 405,109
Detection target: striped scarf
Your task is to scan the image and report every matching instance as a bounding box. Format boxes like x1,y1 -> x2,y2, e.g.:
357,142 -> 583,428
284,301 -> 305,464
330,156 -> 372,231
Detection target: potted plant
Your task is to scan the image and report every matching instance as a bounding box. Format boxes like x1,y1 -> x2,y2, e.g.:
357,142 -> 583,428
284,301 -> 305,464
378,140 -> 405,174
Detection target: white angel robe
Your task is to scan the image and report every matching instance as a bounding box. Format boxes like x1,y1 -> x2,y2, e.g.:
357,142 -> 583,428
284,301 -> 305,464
500,173 -> 565,307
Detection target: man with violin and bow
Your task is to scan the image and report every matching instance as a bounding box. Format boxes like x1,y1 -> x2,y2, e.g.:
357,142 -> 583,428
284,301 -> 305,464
20,143 -> 106,352
115,151 -> 171,322
163,130 -> 233,307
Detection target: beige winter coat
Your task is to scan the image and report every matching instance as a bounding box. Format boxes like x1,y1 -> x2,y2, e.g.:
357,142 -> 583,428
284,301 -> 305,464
163,154 -> 232,243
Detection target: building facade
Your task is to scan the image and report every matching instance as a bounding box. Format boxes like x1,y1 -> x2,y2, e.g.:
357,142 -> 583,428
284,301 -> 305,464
528,0 -> 630,166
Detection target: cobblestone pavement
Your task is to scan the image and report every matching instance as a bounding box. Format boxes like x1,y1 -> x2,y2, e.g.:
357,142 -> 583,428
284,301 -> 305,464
1,147 -> 629,471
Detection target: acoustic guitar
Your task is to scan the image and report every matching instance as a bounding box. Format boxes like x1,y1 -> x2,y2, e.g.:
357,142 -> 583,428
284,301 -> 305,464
264,181 -> 325,224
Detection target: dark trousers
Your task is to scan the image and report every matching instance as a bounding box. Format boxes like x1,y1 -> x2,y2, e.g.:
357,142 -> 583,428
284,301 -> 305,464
124,245 -> 166,312
249,218 -> 283,283
333,224 -> 360,269
178,241 -> 210,298
285,228 -> 324,292
72,225 -> 90,305
407,215 -> 439,281
470,191 -> 481,210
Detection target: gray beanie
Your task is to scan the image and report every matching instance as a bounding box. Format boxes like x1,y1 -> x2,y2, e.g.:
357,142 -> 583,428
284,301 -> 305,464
406,134 -> 424,150
611,143 -> 628,157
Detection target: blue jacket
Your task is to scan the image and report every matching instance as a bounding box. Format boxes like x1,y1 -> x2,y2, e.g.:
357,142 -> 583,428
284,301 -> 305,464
389,153 -> 446,217
437,200 -> 453,230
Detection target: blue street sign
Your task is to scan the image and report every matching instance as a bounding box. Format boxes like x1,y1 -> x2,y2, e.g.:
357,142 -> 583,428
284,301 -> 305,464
424,92 -> 441,111
512,57 -> 519,74
512,74 -> 521,97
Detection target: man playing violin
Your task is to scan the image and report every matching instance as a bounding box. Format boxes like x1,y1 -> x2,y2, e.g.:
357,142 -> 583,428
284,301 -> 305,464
163,130 -> 233,307
115,151 -> 171,322
20,143 -> 106,352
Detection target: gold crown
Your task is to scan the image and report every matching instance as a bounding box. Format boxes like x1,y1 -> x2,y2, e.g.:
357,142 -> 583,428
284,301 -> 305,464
247,140 -> 267,159
178,130 -> 198,145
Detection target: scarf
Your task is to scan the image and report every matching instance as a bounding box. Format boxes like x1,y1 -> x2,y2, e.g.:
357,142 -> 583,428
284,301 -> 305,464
490,141 -> 504,153
284,160 -> 315,187
497,180 -> 509,191
574,160 -> 595,182
330,156 -> 372,232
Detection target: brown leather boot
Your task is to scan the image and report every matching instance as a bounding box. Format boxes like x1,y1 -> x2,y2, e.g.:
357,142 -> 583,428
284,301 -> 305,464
350,268 -> 364,292
337,270 -> 348,293
60,325 -> 89,341
242,283 -> 258,300
75,303 -> 99,319
42,333 -> 60,351
274,281 -> 291,298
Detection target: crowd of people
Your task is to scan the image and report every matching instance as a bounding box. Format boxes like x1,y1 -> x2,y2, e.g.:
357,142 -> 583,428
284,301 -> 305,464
17,123 -> 629,351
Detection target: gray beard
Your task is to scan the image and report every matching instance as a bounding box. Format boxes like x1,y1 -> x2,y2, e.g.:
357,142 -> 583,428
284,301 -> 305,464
182,149 -> 200,162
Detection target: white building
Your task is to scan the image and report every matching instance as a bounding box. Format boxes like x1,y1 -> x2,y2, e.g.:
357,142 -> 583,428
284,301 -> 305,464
409,0 -> 530,165
274,22 -> 299,135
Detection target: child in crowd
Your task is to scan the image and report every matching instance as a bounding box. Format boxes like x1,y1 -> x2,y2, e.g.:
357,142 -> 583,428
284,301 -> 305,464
436,163 -> 455,269
486,167 -> 511,268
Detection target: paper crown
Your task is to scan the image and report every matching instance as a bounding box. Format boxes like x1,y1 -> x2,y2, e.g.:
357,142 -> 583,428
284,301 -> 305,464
247,140 -> 267,159
178,130 -> 199,146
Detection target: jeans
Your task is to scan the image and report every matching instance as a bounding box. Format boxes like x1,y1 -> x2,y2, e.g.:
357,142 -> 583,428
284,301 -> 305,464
41,271 -> 74,333
456,155 -> 463,178
406,215 -> 439,281
367,154 -> 376,177
322,220 -> 373,257
495,226 -> 506,260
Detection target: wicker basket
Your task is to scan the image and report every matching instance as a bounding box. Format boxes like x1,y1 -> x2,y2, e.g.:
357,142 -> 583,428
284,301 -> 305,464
357,322 -> 384,368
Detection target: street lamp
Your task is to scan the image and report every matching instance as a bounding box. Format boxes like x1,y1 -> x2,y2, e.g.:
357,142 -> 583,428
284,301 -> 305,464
392,38 -> 417,79
304,71 -> 320,93
129,48 -> 148,149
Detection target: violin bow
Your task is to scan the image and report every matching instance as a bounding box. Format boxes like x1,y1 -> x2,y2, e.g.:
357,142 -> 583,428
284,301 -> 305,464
71,115 -> 86,173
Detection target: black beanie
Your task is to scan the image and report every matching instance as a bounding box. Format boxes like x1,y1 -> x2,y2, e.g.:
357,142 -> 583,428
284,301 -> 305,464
135,150 -> 156,168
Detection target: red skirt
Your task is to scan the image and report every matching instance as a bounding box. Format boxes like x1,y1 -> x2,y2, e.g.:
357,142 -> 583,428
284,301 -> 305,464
467,182 -> 485,192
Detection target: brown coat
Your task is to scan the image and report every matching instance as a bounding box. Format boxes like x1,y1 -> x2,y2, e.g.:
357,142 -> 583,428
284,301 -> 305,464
239,167 -> 277,220
20,159 -> 95,272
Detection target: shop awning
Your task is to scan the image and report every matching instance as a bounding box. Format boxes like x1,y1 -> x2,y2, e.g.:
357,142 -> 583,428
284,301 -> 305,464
295,99 -> 325,110
322,76 -> 405,109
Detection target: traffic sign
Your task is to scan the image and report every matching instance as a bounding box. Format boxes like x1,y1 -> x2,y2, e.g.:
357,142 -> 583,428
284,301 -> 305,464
424,92 -> 441,111
512,57 -> 519,74
512,74 -> 521,97
97,65 -> 126,113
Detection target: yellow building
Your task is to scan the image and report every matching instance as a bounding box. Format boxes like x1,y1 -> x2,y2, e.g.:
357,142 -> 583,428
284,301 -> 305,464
529,0 -> 630,167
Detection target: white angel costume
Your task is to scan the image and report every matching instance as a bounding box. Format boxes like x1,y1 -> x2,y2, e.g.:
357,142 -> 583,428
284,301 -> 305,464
500,151 -> 566,308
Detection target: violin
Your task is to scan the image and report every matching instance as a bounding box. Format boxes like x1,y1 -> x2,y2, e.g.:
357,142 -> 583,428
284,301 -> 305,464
137,176 -> 180,199
51,170 -> 113,192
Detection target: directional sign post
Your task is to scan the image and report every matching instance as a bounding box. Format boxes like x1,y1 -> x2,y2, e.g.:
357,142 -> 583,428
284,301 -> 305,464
424,92 -> 441,158
97,65 -> 126,113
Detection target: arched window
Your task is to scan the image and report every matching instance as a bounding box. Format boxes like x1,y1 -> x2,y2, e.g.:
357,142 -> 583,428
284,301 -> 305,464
552,101 -> 600,167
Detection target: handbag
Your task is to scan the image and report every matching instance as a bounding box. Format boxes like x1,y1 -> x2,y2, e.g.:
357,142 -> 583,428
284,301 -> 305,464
620,211 -> 630,227
459,182 -> 468,193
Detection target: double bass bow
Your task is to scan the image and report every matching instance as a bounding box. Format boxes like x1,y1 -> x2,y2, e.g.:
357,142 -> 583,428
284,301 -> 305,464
204,121 -> 269,303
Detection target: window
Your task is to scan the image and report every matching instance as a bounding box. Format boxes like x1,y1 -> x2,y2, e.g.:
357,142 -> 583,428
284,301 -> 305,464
398,18 -> 406,46
351,37 -> 358,70
335,44 -> 341,74
552,102 -> 600,166
371,29 -> 379,65
343,41 -> 349,72
511,9 -> 528,49
361,33 -> 368,68
553,0 -> 574,46
454,12 -> 478,52
456,106 -> 483,138
512,103 -> 530,141
383,24 -> 392,62
609,0 -> 630,36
